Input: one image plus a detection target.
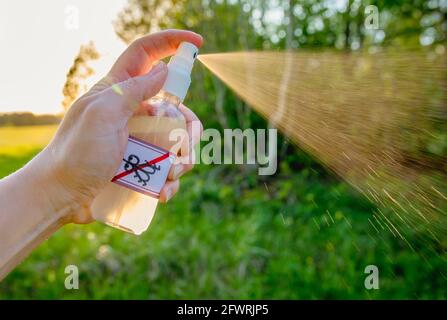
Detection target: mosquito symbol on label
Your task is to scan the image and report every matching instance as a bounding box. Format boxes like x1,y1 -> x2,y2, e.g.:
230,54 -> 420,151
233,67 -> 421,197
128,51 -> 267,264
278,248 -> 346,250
123,154 -> 161,186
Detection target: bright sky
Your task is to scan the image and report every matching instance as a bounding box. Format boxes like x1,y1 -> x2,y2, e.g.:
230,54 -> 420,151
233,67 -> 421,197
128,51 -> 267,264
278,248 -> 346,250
0,0 -> 128,114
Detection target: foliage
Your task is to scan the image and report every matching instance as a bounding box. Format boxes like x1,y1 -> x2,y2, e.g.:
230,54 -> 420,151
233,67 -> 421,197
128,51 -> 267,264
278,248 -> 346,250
61,41 -> 100,111
0,112 -> 61,127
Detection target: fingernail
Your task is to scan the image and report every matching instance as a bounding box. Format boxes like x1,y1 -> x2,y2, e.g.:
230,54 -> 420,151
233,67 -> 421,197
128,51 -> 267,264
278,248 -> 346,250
165,187 -> 173,202
172,165 -> 183,180
192,32 -> 203,40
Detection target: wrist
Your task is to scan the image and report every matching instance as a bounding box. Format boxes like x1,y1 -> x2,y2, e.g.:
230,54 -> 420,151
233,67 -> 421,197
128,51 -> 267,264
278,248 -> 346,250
20,149 -> 78,225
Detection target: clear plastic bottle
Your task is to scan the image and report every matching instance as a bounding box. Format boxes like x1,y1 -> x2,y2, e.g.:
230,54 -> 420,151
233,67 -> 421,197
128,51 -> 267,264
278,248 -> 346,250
91,42 -> 199,235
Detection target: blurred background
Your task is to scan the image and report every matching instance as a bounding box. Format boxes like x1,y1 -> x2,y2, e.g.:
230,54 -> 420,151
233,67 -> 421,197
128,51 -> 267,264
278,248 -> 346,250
0,0 -> 446,299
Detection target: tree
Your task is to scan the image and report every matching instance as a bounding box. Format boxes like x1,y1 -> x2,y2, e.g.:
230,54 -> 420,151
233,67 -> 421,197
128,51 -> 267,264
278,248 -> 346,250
61,42 -> 100,111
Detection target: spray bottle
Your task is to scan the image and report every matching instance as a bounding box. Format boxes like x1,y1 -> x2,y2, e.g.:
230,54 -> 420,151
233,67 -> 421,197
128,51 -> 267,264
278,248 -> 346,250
91,42 -> 199,235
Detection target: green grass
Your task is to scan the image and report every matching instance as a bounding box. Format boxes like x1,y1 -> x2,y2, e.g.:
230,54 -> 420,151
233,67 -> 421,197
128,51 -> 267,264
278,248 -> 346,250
0,126 -> 446,299
0,125 -> 57,156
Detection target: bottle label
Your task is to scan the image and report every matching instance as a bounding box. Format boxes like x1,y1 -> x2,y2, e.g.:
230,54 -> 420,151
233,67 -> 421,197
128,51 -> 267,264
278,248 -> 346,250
111,135 -> 175,198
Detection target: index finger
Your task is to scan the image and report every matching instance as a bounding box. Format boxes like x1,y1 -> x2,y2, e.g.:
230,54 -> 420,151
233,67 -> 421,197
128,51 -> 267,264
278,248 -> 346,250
109,29 -> 203,81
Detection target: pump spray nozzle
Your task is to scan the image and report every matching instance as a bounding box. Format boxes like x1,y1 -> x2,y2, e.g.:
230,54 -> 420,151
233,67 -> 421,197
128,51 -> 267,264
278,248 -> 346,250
162,42 -> 199,102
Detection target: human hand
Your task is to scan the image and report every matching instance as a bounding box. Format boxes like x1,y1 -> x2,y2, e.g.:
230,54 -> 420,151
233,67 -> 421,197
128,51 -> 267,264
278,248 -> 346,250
28,30 -> 203,224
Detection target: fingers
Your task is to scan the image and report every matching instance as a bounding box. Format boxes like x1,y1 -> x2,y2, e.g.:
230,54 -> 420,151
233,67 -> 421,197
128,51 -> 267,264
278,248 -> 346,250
177,104 -> 203,164
179,104 -> 203,147
159,180 -> 180,203
168,163 -> 194,181
164,104 -> 203,180
70,205 -> 95,224
110,29 -> 203,81
101,62 -> 168,117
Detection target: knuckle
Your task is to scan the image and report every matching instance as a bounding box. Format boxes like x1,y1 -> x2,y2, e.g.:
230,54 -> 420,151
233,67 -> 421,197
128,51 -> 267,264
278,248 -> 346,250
122,77 -> 141,101
123,77 -> 138,92
83,102 -> 106,122
130,37 -> 143,50
64,99 -> 86,119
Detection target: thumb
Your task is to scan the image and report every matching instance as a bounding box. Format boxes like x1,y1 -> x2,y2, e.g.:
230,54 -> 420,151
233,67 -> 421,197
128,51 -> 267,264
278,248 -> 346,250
106,62 -> 168,116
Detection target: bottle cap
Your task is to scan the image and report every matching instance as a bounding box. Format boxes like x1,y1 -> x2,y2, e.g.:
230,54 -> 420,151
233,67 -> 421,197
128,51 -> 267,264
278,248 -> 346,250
162,42 -> 199,102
